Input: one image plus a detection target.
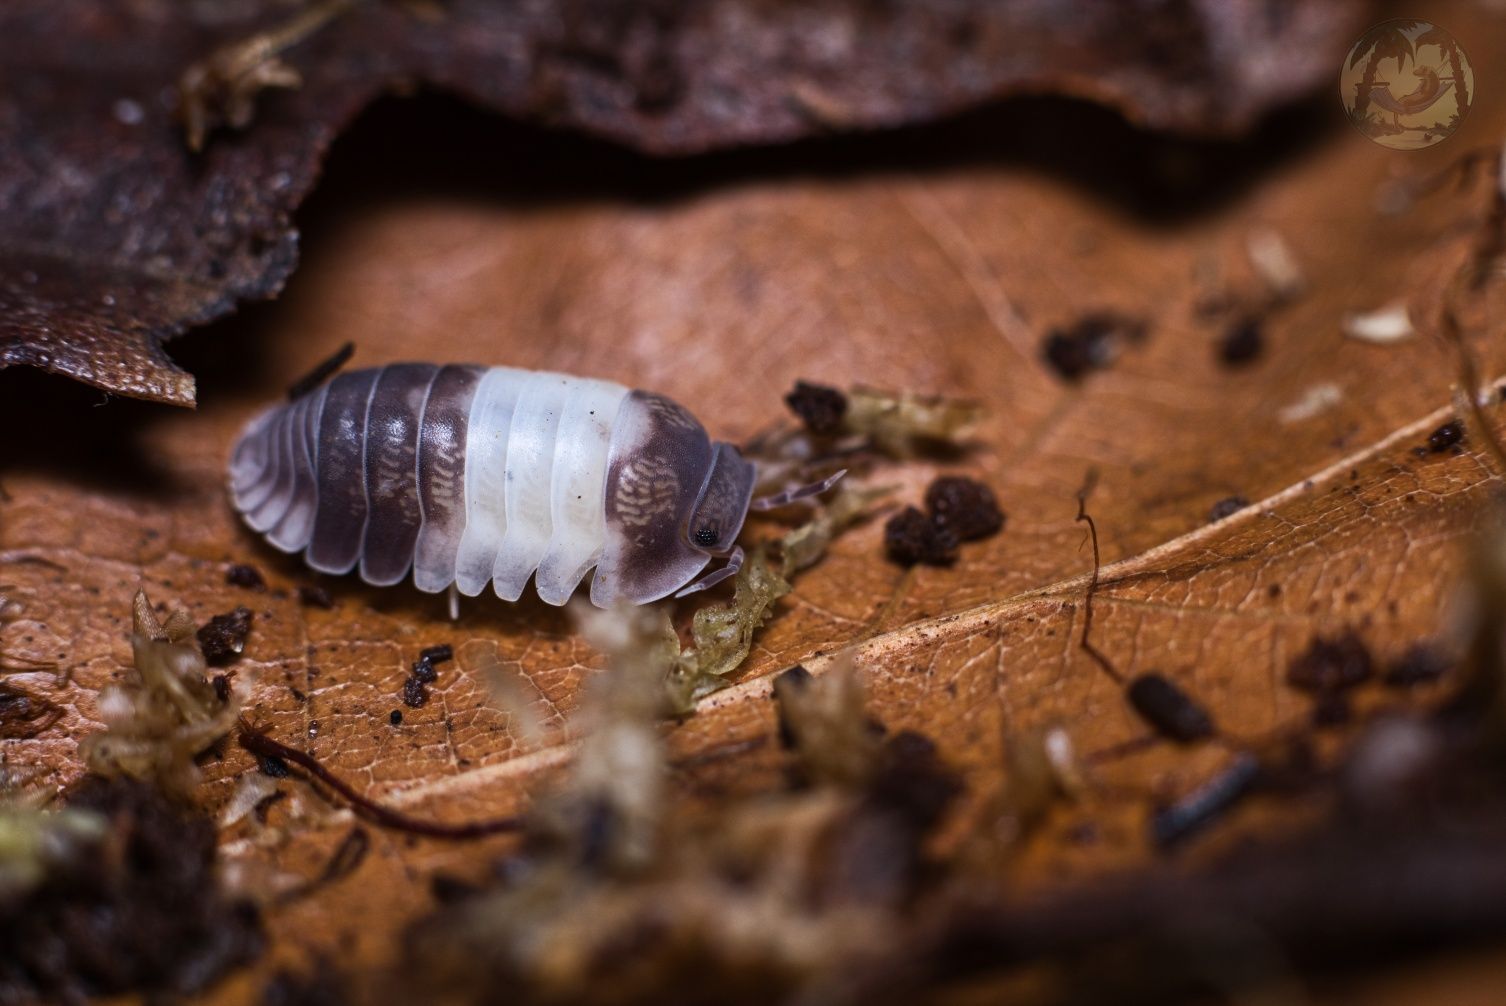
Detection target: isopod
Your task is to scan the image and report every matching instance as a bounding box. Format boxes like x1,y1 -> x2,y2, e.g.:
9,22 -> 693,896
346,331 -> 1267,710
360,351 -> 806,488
228,364 -> 839,607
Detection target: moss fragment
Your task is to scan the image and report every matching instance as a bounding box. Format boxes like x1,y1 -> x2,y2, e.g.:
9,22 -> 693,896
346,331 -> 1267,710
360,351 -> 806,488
843,386 -> 982,456
665,484 -> 889,712
80,590 -> 247,798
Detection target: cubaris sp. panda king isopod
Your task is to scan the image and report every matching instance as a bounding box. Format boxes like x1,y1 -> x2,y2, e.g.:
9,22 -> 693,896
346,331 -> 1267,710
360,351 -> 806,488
228,364 -> 841,608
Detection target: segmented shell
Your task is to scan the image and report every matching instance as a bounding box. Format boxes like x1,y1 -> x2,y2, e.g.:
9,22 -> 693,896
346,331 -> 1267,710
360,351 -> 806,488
229,364 -> 754,607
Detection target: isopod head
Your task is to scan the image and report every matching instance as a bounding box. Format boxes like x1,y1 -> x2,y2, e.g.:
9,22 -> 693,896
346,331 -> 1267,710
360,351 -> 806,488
592,392 -> 755,607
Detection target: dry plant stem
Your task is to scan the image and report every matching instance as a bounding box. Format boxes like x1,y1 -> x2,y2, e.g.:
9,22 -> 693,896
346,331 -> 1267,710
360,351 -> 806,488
1074,471 -> 1122,685
1441,293 -> 1506,480
237,724 -> 524,840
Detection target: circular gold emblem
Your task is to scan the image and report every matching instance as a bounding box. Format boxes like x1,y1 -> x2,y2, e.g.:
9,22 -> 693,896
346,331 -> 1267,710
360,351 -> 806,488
1340,20 -> 1472,150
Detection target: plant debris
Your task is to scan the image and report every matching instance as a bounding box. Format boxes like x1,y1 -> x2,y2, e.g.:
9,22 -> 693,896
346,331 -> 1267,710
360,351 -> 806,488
1041,312 -> 1146,382
1311,691 -> 1353,728
1425,420 -> 1465,454
0,798 -> 105,902
261,959 -> 351,1006
420,643 -> 454,665
401,678 -> 428,709
297,584 -> 336,609
884,506 -> 959,567
0,777 -> 263,1002
1278,382 -> 1344,424
1245,226 -> 1305,304
227,564 -> 269,591
840,387 -> 983,457
1206,495 -> 1249,522
400,644 -> 453,707
924,476 -> 1004,541
665,483 -> 889,712
1385,642 -> 1454,688
991,727 -> 1082,843
401,624 -> 962,1004
197,606 -> 254,666
772,656 -> 883,789
1150,751 -> 1260,848
80,591 -> 248,798
1343,302 -> 1414,344
175,0 -> 353,150
1125,673 -> 1215,743
1215,316 -> 1264,367
1285,630 -> 1373,695
784,381 -> 849,436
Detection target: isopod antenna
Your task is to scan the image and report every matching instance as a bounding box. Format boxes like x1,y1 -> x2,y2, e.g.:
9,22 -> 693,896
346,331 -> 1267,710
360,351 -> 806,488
750,469 -> 847,512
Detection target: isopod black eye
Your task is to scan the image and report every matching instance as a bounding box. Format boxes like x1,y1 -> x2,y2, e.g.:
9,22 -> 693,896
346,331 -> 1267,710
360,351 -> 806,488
694,527 -> 719,548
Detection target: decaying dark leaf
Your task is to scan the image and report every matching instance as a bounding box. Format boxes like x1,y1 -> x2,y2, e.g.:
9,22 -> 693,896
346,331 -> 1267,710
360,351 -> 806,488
177,0 -> 357,154
197,606 -> 254,666
0,0 -> 1370,404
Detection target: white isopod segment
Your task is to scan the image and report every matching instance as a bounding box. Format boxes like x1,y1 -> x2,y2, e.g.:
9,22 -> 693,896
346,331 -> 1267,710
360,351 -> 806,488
228,363 -> 757,608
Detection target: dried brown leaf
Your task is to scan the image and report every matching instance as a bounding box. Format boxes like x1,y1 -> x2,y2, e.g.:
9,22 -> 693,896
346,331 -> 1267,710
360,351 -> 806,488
3,1 -> 1506,998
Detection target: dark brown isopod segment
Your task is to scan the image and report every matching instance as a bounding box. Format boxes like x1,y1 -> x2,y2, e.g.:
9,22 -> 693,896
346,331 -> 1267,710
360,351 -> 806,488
360,363 -> 439,586
308,369 -> 382,574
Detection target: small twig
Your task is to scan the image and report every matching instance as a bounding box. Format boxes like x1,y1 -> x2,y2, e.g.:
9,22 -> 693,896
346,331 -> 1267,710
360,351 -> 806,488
237,722 -> 524,840
1081,732 -> 1159,765
1074,470 -> 1122,684
287,342 -> 356,401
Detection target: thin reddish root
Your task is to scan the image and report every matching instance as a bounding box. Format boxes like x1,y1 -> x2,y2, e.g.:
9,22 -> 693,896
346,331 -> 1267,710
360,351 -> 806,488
1074,471 -> 1122,685
237,722 -> 524,840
